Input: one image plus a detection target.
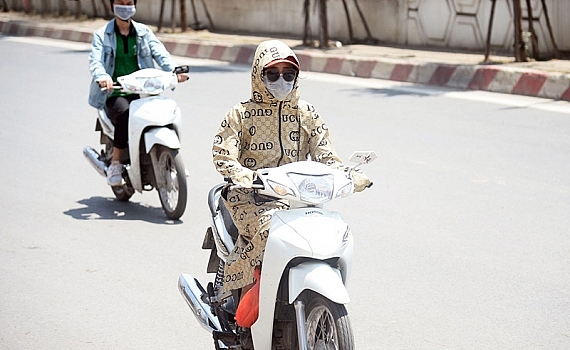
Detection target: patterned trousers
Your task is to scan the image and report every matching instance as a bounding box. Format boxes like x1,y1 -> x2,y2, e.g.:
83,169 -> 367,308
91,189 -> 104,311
221,187 -> 288,292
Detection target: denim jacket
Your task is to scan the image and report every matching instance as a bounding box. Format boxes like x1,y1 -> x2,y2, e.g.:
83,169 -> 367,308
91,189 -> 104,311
88,19 -> 176,109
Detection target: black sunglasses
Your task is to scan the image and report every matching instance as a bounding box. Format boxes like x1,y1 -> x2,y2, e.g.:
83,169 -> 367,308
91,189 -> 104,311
264,68 -> 297,83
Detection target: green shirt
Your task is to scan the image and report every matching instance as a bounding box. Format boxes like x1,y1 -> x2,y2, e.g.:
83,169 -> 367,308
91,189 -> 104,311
110,23 -> 138,98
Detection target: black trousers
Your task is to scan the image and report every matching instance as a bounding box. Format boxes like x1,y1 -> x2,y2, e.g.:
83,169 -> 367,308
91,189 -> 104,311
104,94 -> 140,149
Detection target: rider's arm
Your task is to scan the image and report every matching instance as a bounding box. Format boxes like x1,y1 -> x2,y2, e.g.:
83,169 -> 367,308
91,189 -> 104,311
302,101 -> 372,192
88,28 -> 112,85
301,101 -> 343,166
212,106 -> 256,187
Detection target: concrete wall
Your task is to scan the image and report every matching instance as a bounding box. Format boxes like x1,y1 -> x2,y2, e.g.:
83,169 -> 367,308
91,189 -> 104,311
554,0 -> 570,51
403,0 -> 568,57
137,0 -> 401,44
7,0 -> 568,57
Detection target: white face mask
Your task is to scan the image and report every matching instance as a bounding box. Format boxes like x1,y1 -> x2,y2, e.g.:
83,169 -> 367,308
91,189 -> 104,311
114,4 -> 136,21
263,76 -> 294,101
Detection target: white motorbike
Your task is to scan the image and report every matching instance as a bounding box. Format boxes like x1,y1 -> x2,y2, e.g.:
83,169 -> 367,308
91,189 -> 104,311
178,152 -> 376,349
83,67 -> 189,220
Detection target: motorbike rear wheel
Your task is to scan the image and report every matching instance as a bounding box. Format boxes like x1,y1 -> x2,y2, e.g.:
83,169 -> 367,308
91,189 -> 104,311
154,146 -> 187,220
305,294 -> 354,350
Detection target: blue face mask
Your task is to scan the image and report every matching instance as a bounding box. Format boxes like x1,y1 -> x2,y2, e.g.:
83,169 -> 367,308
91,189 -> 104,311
114,4 -> 136,21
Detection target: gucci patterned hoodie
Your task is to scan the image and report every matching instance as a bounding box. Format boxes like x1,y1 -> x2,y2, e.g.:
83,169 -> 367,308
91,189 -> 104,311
213,40 -> 370,190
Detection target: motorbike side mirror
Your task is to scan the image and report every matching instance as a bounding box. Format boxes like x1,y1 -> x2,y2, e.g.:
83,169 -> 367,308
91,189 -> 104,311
174,66 -> 190,74
348,151 -> 377,167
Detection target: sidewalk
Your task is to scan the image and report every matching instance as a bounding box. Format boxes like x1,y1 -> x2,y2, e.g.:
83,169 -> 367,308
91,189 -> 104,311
2,11 -> 570,101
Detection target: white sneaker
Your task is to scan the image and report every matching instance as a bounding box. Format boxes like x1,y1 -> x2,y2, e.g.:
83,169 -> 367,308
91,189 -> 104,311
107,162 -> 124,186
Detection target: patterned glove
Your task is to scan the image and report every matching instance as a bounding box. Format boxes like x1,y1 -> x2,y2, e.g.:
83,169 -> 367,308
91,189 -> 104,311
351,168 -> 373,193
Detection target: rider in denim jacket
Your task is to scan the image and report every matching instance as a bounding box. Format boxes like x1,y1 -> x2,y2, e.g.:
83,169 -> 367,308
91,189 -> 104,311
88,0 -> 188,186
88,18 -> 175,109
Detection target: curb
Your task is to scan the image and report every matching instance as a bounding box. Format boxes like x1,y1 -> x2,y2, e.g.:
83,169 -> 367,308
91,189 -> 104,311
2,18 -> 569,102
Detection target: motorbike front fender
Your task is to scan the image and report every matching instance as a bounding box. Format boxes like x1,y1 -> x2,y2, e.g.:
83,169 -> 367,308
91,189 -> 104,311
144,127 -> 180,153
288,261 -> 350,305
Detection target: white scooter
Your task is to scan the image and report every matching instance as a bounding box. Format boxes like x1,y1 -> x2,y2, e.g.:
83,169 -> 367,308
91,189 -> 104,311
83,66 -> 189,220
178,152 -> 376,349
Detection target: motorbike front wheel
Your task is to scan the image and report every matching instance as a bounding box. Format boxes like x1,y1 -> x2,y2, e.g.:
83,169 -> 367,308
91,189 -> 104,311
305,294 -> 354,350
154,146 -> 188,220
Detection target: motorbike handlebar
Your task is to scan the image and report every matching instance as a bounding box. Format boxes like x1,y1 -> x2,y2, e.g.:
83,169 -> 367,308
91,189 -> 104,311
228,183 -> 264,191
99,82 -> 121,92
225,176 -> 265,191
98,66 -> 189,92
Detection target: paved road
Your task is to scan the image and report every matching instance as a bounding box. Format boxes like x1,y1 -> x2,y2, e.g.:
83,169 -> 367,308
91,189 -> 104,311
1,36 -> 569,349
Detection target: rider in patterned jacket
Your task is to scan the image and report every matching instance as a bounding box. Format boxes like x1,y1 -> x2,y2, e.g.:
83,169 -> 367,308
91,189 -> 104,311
212,39 -> 372,301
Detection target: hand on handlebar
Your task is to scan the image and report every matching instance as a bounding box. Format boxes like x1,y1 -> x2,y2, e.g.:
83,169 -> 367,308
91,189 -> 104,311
225,169 -> 261,190
177,73 -> 189,83
349,167 -> 373,192
98,77 -> 114,92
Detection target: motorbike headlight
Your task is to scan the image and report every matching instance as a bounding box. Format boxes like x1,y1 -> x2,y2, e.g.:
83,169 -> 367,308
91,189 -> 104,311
287,173 -> 333,204
142,77 -> 165,94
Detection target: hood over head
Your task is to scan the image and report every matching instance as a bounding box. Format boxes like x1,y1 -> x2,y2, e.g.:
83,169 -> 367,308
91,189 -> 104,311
250,40 -> 300,104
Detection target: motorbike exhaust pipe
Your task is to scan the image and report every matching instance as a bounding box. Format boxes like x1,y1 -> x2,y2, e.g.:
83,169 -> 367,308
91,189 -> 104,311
83,146 -> 107,177
178,274 -> 222,333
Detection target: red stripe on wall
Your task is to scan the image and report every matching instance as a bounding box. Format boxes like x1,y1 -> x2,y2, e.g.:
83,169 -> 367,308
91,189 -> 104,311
163,41 -> 177,54
323,57 -> 343,74
80,32 -> 92,43
8,23 -> 19,35
210,45 -> 226,61
512,72 -> 548,96
185,43 -> 200,57
235,47 -> 255,64
428,65 -> 457,86
355,60 -> 376,78
390,64 -> 413,82
467,67 -> 499,90
295,53 -> 311,72
61,29 -> 72,40
561,86 -> 570,101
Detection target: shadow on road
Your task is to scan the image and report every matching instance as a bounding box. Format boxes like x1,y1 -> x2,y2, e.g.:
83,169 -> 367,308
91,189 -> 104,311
344,86 -> 435,98
63,196 -> 183,224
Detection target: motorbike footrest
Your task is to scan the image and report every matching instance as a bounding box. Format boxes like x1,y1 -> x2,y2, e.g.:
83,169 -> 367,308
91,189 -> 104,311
213,330 -> 239,347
